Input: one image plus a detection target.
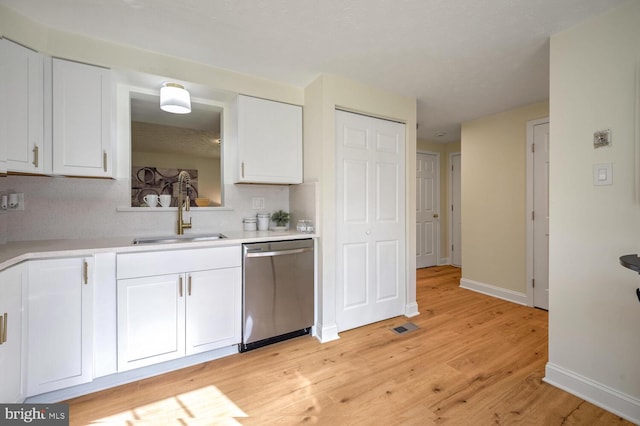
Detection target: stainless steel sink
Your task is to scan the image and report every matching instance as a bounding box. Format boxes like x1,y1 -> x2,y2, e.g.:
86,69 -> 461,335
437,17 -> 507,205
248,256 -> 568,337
132,233 -> 227,245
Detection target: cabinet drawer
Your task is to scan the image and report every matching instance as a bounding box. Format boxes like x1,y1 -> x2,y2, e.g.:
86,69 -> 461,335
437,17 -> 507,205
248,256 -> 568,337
117,245 -> 241,279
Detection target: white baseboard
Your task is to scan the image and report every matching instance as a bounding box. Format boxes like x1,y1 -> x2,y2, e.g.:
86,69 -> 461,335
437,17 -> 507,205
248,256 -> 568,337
404,302 -> 420,317
439,257 -> 450,265
316,322 -> 340,343
545,363 -> 640,424
459,277 -> 527,305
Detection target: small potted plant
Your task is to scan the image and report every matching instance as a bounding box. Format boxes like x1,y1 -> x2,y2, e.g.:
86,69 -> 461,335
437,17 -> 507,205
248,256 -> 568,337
271,210 -> 290,230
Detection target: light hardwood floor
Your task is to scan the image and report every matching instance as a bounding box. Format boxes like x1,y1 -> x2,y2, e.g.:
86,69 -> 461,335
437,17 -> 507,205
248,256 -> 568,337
65,266 -> 633,425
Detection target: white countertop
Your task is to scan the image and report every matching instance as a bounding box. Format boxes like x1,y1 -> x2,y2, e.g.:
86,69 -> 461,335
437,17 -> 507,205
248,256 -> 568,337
0,230 -> 317,271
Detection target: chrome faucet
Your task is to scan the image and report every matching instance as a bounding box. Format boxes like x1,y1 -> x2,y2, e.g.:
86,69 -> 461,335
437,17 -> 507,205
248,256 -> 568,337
177,170 -> 192,235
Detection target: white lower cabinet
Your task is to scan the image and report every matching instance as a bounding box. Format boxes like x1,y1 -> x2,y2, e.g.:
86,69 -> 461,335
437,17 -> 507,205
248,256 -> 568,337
116,246 -> 241,371
26,257 -> 94,397
0,265 -> 25,403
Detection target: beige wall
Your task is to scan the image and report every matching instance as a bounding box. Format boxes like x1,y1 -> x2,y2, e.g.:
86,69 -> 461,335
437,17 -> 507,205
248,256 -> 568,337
305,74 -> 417,341
460,101 -> 548,293
416,140 -> 461,263
547,1 -> 640,418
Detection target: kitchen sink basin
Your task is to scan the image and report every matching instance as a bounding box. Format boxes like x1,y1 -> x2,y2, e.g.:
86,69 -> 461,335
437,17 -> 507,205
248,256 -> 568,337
132,233 -> 227,245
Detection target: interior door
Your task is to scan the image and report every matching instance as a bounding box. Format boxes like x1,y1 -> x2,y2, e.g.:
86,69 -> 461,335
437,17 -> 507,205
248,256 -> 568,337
416,152 -> 439,268
533,122 -> 550,309
451,154 -> 462,267
335,110 -> 406,332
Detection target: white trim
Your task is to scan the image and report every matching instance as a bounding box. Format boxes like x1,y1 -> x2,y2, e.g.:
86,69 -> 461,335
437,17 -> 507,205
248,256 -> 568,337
404,301 -> 420,317
316,323 -> 340,343
525,117 -> 550,307
460,277 -> 528,305
449,152 -> 461,267
439,257 -> 450,265
545,363 -> 640,425
417,150 -> 440,268
635,60 -> 640,203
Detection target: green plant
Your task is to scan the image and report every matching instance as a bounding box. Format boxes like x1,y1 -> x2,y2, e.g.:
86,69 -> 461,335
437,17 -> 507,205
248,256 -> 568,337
271,210 -> 290,227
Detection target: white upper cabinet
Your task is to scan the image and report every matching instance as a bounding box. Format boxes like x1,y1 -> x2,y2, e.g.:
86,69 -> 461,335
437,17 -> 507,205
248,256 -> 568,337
52,58 -> 111,177
235,95 -> 302,184
0,39 -> 48,174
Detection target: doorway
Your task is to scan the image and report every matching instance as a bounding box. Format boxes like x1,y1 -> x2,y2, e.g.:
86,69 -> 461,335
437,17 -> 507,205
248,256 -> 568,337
416,152 -> 440,268
526,118 -> 550,309
450,153 -> 462,267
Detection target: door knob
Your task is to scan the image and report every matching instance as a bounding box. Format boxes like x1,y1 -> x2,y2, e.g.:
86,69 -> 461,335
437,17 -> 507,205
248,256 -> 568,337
433,214 -> 439,218
365,230 -> 371,235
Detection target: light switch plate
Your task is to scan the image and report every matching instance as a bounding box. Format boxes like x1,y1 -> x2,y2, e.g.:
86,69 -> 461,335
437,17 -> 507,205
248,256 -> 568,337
593,163 -> 612,186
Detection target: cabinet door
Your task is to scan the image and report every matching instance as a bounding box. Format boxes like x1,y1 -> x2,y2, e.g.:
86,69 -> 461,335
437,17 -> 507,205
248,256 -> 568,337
0,265 -> 25,403
27,257 -> 93,396
117,274 -> 185,371
236,95 -> 302,184
185,267 -> 241,355
0,39 -> 46,174
52,58 -> 111,177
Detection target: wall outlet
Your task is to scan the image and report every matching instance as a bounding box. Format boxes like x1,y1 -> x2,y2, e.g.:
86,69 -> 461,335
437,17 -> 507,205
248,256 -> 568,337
4,193 -> 25,211
252,197 -> 265,210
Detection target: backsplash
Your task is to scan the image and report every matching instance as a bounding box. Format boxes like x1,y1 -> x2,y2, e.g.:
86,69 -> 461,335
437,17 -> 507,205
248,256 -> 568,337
0,175 -> 296,242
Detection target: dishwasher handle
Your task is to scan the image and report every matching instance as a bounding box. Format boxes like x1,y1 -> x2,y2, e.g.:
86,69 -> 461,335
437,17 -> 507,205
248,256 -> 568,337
245,247 -> 313,258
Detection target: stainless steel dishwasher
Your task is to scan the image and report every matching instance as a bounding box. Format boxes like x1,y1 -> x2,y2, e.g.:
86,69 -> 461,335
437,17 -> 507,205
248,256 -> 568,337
241,239 -> 314,352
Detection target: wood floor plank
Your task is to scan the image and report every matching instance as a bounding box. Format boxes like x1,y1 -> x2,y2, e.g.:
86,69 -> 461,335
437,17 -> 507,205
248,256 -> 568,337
64,266 -> 634,425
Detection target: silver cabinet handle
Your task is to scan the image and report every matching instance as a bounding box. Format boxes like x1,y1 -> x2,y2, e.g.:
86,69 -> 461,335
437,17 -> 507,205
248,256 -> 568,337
32,145 -> 39,168
241,162 -> 245,178
245,247 -> 313,258
103,152 -> 108,172
188,275 -> 192,296
0,313 -> 7,344
179,276 -> 183,297
83,261 -> 88,285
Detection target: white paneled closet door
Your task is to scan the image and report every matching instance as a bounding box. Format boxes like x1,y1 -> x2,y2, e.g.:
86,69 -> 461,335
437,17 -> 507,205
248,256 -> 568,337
335,110 -> 406,332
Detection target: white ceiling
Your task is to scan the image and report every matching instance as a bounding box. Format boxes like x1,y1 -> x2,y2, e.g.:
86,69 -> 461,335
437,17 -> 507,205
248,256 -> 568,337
0,0 -> 629,142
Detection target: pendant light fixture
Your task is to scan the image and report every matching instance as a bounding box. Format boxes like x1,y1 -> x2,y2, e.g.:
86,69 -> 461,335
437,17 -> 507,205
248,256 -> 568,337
160,82 -> 191,114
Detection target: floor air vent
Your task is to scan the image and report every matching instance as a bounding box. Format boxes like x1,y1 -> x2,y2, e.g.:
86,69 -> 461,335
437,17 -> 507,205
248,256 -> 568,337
392,322 -> 419,335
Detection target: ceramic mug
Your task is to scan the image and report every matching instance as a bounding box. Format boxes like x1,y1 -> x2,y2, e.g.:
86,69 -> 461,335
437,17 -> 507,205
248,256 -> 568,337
159,194 -> 172,208
143,194 -> 159,207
